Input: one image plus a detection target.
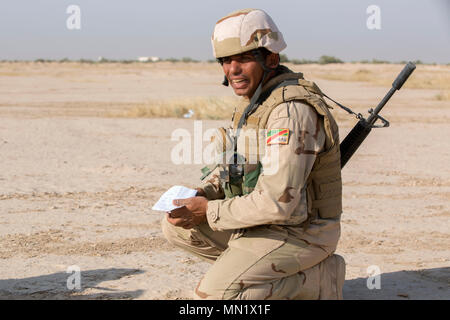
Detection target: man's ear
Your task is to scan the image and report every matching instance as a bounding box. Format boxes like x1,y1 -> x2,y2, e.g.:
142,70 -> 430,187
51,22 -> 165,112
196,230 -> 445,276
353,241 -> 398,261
265,53 -> 280,69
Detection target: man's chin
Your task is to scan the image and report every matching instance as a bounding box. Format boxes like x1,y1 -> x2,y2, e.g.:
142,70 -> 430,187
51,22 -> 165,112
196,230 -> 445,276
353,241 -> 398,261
232,88 -> 251,98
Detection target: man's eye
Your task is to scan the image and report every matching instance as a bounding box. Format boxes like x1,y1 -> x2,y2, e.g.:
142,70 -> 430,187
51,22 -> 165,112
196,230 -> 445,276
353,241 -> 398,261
240,55 -> 254,62
222,58 -> 231,64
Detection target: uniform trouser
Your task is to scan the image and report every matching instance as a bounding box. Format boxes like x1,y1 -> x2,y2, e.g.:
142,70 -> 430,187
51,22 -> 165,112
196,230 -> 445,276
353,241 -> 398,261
161,217 -> 345,300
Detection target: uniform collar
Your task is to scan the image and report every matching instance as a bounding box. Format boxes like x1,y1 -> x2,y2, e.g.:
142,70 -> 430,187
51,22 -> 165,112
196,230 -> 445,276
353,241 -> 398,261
261,65 -> 304,93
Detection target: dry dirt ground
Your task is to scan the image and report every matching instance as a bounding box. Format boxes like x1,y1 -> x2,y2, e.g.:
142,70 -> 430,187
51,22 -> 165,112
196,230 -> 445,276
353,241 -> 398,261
0,62 -> 449,300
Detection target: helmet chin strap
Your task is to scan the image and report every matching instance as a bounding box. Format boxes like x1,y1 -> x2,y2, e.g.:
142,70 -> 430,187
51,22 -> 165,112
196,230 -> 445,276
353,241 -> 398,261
222,75 -> 229,86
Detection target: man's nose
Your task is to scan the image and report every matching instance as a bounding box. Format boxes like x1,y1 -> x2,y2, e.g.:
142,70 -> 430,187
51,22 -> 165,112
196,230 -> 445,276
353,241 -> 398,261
229,60 -> 242,75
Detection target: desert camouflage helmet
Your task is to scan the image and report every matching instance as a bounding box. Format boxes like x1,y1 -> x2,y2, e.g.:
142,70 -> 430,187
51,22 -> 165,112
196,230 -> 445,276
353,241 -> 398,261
212,8 -> 287,58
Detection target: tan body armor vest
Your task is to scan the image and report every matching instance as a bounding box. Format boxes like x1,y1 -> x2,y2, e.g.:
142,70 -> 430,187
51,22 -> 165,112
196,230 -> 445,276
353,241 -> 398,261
222,71 -> 342,221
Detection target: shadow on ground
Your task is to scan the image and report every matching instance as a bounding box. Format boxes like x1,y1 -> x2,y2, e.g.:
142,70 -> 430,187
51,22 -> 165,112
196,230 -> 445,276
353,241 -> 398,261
343,267 -> 450,300
2,266 -> 448,300
0,268 -> 145,299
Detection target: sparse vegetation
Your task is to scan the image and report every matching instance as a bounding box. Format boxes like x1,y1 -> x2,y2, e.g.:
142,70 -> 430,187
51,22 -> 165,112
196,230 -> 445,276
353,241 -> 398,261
0,61 -> 448,120
121,96 -> 239,119
181,57 -> 200,63
279,54 -> 289,63
318,55 -> 344,64
369,59 -> 390,64
34,58 -> 54,63
434,91 -> 450,101
278,55 -> 344,64
291,58 -> 317,65
292,63 -> 450,91
0,57 -> 446,65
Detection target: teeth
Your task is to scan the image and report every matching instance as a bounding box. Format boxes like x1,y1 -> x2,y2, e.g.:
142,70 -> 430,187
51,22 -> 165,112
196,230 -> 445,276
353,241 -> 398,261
233,79 -> 245,83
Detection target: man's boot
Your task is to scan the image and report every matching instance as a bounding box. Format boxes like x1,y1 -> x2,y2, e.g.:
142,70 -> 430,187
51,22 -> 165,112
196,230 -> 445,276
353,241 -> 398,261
295,254 -> 346,300
318,254 -> 346,299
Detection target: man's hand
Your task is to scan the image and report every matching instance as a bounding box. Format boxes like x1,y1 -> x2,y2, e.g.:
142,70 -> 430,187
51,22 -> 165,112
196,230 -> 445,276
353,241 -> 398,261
166,196 -> 208,229
195,188 -> 207,197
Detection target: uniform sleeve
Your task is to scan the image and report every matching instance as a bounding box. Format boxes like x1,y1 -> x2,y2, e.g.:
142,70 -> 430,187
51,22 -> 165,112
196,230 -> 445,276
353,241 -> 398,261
206,101 -> 326,231
199,165 -> 225,200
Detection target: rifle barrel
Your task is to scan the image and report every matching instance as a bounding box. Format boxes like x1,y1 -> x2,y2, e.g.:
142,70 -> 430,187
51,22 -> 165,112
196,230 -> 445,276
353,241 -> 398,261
367,87 -> 396,126
340,62 -> 416,168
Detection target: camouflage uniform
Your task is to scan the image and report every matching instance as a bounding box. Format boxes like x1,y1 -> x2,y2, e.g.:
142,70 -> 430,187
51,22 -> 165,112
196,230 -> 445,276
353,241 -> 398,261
161,8 -> 345,300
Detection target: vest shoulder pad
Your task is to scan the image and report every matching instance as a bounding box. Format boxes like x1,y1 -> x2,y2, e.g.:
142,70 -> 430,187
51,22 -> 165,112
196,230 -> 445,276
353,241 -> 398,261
265,79 -> 325,106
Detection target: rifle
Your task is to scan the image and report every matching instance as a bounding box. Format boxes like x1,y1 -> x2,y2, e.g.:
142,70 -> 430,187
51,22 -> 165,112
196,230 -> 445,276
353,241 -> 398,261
325,62 -> 416,168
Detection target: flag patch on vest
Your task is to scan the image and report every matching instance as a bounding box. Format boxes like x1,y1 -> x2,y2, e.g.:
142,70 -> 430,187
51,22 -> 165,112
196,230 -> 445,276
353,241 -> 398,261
267,128 -> 289,145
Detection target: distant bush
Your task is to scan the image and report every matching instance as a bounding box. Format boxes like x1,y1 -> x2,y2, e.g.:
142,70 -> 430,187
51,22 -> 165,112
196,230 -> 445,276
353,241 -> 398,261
371,58 -> 390,64
35,58 -> 53,63
318,55 -> 343,64
291,58 -> 317,65
17,57 -> 447,65
181,57 -> 199,63
370,59 -> 425,65
163,57 -> 200,63
78,59 -> 95,64
279,54 -> 289,63
278,54 -> 317,64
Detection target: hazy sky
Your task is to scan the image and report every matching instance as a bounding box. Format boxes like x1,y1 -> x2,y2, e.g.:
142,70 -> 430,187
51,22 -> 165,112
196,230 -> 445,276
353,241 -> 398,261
1,0 -> 449,63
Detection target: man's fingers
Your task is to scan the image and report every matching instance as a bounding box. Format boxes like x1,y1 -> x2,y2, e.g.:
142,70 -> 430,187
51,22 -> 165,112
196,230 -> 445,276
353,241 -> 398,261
182,223 -> 195,230
169,206 -> 189,218
195,188 -> 206,197
173,198 -> 187,207
168,217 -> 194,229
167,214 -> 189,227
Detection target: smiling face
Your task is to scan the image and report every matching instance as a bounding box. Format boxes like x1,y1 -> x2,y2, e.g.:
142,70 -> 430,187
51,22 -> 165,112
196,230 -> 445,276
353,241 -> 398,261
221,50 -> 279,99
221,52 -> 264,100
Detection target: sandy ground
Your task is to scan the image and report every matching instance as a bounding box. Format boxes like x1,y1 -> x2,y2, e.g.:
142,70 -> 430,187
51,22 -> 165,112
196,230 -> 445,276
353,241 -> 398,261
0,62 -> 449,300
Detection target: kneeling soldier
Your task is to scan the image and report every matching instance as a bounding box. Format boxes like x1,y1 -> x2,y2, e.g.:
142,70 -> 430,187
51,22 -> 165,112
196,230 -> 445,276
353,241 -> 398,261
162,8 -> 346,300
